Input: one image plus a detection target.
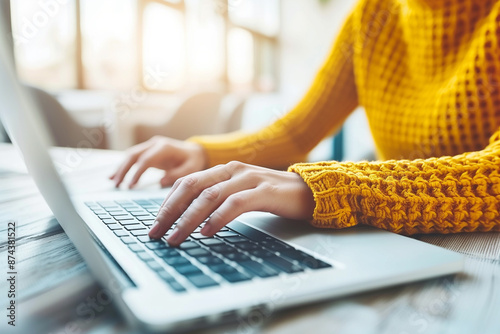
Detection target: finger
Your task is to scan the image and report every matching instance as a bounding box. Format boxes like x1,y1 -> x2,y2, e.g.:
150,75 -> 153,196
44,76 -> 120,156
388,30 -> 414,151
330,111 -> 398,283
160,166 -> 189,187
112,155 -> 140,188
128,149 -> 160,188
110,141 -> 153,187
149,165 -> 233,239
152,174 -> 187,222
165,178 -> 255,246
127,161 -> 151,189
200,188 -> 266,237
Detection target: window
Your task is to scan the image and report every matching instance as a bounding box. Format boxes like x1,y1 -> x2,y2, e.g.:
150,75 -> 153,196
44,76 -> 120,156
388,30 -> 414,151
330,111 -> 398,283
80,0 -> 137,90
10,0 -> 280,93
10,0 -> 77,90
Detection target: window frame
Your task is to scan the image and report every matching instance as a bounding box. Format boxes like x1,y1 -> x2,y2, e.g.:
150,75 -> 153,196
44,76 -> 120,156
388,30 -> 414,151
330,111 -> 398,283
11,0 -> 280,93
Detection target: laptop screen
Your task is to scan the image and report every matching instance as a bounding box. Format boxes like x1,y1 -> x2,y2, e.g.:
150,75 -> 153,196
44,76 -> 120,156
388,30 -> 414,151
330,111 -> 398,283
0,8 -> 119,293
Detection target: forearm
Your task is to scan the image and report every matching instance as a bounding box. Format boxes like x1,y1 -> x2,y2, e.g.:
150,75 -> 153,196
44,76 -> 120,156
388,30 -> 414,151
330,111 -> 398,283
289,140 -> 500,234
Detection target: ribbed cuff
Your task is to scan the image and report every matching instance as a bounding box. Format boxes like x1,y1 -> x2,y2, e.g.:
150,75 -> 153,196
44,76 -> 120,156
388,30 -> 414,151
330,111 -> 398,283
288,163 -> 359,230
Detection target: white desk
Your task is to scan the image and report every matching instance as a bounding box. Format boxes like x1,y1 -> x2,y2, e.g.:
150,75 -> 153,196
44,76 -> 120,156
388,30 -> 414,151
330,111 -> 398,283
0,143 -> 499,334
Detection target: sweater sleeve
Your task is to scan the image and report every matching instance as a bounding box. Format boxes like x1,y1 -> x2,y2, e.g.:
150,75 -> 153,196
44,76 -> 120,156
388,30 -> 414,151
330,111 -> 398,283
188,13 -> 358,169
288,132 -> 500,235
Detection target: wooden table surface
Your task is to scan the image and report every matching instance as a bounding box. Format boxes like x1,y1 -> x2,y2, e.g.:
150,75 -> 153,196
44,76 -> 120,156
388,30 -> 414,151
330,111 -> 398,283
0,143 -> 499,334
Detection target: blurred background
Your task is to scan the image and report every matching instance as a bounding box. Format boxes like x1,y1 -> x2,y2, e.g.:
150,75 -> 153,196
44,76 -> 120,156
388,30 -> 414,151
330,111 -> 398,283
2,0 -> 374,162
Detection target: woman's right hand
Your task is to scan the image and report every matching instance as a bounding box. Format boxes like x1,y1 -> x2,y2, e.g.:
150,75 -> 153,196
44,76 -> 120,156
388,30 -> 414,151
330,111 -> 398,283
109,136 -> 208,188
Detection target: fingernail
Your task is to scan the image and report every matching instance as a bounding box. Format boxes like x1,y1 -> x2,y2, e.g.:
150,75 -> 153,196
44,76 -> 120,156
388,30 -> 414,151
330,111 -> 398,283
167,228 -> 181,245
200,223 -> 212,236
149,221 -> 161,237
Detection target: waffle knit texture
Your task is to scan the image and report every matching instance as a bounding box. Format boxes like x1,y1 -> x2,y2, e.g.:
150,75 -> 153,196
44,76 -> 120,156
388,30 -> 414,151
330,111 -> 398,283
189,0 -> 500,234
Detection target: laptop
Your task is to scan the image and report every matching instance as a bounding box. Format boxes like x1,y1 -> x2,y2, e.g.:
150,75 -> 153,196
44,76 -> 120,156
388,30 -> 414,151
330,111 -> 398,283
0,21 -> 464,332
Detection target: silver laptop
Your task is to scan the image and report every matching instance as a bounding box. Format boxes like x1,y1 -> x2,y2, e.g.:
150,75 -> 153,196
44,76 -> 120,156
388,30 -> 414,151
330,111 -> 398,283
0,21 -> 464,332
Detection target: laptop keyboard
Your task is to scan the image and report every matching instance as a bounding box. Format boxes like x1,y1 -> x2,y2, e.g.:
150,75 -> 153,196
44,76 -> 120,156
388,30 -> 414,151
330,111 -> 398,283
85,199 -> 332,293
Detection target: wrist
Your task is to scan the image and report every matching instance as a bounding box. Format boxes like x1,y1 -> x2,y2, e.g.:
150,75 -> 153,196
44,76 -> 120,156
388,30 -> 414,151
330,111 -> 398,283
190,142 -> 210,170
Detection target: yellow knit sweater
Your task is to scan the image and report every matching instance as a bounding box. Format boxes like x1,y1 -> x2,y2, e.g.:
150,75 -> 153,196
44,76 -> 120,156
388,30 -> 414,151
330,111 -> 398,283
189,0 -> 500,235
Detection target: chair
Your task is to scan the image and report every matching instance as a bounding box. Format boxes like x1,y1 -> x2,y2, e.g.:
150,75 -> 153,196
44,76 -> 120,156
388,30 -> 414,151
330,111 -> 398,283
219,95 -> 246,133
134,92 -> 224,143
26,85 -> 107,149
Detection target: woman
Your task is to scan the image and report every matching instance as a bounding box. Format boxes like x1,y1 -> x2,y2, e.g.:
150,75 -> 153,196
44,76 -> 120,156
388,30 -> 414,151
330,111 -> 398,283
111,0 -> 500,247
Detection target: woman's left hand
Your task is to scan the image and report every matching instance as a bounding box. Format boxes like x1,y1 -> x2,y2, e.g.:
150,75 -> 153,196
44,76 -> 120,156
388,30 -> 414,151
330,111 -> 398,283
148,161 -> 315,247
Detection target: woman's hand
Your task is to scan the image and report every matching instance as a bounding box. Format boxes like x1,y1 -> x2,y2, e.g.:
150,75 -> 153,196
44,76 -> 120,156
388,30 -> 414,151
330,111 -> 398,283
148,161 -> 316,247
109,136 -> 208,188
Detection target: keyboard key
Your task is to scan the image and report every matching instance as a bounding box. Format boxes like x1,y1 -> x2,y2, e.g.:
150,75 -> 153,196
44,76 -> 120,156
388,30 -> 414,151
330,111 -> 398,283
164,256 -> 190,266
223,252 -> 251,262
301,258 -> 332,269
118,206 -> 137,210
263,256 -> 303,274
116,200 -> 135,205
106,208 -> 126,213
208,263 -> 238,274
208,244 -> 235,253
120,236 -> 136,244
137,235 -> 154,243
145,242 -> 169,250
185,248 -> 211,257
200,238 -> 224,246
178,241 -> 200,250
128,244 -> 144,252
137,252 -> 155,262
224,236 -> 248,243
97,201 -> 118,207
118,219 -> 141,225
136,215 -> 156,221
219,271 -> 252,283
125,224 -> 146,231
107,223 -> 123,231
261,241 -> 292,252
197,256 -> 224,265
190,232 -> 209,240
131,229 -> 149,236
115,216 -> 135,222
239,261 -> 279,278
109,211 -> 129,217
101,218 -> 116,224
234,242 -> 260,251
154,248 -> 180,257
168,281 -> 186,293
186,274 -> 219,288
151,198 -> 165,204
279,249 -> 331,269
141,220 -> 155,226
216,231 -> 239,238
142,205 -> 160,210
248,249 -> 275,258
175,264 -> 202,276
226,221 -> 270,241
147,261 -> 164,271
134,199 -> 153,206
129,210 -> 149,215
157,269 -> 176,283
113,230 -> 129,237
97,214 -> 112,219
